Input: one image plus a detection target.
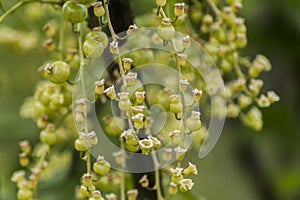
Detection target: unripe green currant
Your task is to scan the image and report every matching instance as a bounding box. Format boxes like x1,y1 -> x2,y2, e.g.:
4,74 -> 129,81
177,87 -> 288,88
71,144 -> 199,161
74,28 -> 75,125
45,61 -> 70,84
179,79 -> 189,92
110,41 -> 119,54
75,134 -> 89,151
103,116 -> 125,136
80,185 -> 90,197
148,135 -> 161,149
156,0 -> 166,7
157,18 -> 175,41
112,151 -> 125,166
17,189 -> 33,200
186,111 -> 201,132
83,39 -> 104,58
93,156 -> 111,175
62,1 -> 88,24
93,2 -> 105,17
127,24 -> 138,36
85,28 -> 108,47
118,92 -> 131,111
40,128 -> 56,146
169,95 -> 182,114
125,72 -> 137,86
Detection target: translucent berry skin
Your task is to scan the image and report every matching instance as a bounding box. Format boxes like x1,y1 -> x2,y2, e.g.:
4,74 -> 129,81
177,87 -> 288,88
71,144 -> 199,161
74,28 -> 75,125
83,39 -> 104,58
46,61 -> 70,84
77,0 -> 94,4
62,1 -> 88,24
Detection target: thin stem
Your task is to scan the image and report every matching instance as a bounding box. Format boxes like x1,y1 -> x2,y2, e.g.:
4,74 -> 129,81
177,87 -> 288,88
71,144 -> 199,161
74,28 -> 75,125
206,0 -> 220,16
0,1 -> 25,24
152,152 -> 164,200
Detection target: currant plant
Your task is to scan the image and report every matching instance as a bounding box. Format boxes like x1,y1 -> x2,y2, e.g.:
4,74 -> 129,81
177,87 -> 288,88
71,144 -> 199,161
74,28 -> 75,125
1,0 -> 280,199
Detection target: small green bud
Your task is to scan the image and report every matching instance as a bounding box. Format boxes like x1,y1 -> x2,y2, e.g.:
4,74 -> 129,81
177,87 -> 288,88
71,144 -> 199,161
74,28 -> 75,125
170,95 -> 182,114
170,167 -> 184,184
104,85 -> 117,100
186,111 -> 201,132
177,53 -> 187,67
127,189 -> 138,200
127,24 -> 138,36
162,148 -> 173,162
93,2 -> 105,17
256,94 -> 270,108
249,79 -> 263,96
135,91 -> 145,104
227,104 -> 240,118
122,58 -> 133,71
118,92 -> 131,111
175,146 -> 186,161
179,79 -> 189,92
267,91 -> 280,104
17,189 -> 33,200
110,41 -> 119,55
88,131 -> 98,146
241,106 -> 263,131
11,171 -> 26,183
112,151 -> 125,166
121,129 -> 139,146
139,175 -> 149,188
125,72 -> 137,86
192,89 -> 202,102
174,3 -> 185,17
132,113 -> 144,129
168,129 -> 181,145
19,140 -> 31,155
82,173 -> 92,187
179,178 -> 194,192
80,185 -> 89,197
148,135 -> 161,149
95,79 -> 105,95
93,156 -> 111,175
19,153 -> 29,167
168,182 -> 178,195
238,94 -> 252,109
183,162 -> 198,176
105,193 -> 117,200
139,138 -> 153,155
182,35 -> 191,49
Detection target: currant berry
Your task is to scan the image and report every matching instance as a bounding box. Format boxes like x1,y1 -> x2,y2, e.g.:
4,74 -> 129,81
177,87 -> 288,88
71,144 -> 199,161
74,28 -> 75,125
77,0 -> 94,4
62,1 -> 88,24
40,129 -> 56,146
83,39 -> 104,58
157,18 -> 175,41
45,61 -> 70,84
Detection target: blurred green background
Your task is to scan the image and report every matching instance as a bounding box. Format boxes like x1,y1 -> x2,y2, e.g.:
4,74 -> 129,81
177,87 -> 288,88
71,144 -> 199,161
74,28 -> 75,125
1,0 -> 300,199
